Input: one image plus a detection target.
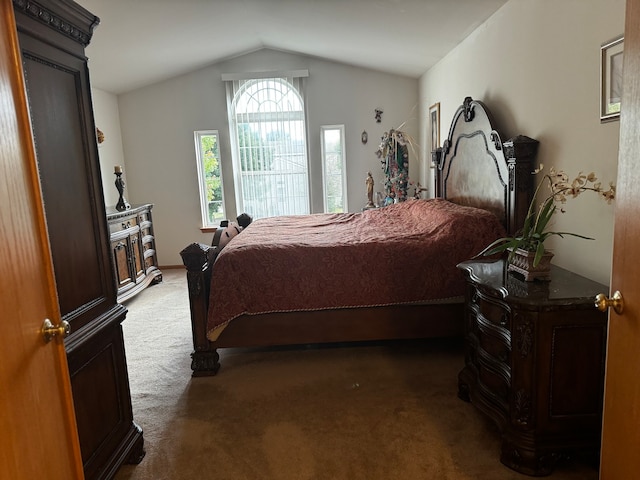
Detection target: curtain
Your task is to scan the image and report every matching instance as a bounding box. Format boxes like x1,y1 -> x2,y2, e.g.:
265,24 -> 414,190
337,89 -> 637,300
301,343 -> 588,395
224,71 -> 310,219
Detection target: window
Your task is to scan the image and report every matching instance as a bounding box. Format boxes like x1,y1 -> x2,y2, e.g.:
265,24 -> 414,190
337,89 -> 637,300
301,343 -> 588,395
194,130 -> 226,228
225,74 -> 310,219
321,125 -> 347,213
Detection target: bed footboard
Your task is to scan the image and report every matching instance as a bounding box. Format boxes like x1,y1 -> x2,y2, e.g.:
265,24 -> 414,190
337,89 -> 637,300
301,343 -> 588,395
180,242 -> 220,376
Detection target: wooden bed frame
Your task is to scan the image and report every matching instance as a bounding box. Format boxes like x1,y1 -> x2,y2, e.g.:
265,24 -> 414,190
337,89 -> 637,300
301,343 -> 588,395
180,97 -> 539,376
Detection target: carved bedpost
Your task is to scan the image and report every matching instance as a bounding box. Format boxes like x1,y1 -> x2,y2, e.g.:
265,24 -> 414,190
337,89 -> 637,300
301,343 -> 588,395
180,243 -> 220,376
503,135 -> 539,236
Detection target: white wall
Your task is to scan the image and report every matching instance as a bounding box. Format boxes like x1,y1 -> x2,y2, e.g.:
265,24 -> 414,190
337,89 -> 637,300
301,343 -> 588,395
116,49 -> 418,266
92,88 -> 127,207
419,0 -> 625,285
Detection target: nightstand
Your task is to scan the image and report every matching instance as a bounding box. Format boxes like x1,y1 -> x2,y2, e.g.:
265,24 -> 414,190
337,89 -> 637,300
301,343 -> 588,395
457,258 -> 608,476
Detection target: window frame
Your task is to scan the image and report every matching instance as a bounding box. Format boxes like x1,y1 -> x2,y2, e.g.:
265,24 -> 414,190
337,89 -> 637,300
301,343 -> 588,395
320,124 -> 347,213
227,76 -> 311,219
194,130 -> 226,229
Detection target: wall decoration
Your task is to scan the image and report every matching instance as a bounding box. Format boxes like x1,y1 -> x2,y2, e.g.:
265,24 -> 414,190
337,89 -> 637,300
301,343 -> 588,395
601,35 -> 623,122
96,127 -> 105,144
374,108 -> 383,123
361,130 -> 368,144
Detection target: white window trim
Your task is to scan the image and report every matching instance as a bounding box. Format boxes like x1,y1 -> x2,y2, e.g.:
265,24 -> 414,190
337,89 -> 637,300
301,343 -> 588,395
226,76 -> 310,218
321,125 -> 347,213
194,130 -> 226,228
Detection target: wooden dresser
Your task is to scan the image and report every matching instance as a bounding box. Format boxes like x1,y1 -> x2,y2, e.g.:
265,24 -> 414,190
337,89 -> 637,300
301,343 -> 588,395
107,204 -> 162,303
457,259 -> 608,476
13,1 -> 144,478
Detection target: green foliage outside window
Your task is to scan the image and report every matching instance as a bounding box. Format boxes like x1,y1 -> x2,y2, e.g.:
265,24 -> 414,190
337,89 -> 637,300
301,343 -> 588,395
200,134 -> 224,223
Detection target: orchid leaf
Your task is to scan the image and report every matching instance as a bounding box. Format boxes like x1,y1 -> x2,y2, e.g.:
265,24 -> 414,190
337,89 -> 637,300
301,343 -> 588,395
544,231 -> 595,241
477,168 -> 615,265
533,241 -> 546,267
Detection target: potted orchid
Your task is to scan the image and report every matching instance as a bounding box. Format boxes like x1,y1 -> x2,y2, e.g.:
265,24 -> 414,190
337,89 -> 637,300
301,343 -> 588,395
478,166 -> 616,280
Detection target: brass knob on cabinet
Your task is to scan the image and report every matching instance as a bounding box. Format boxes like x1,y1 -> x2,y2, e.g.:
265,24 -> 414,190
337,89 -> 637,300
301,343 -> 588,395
42,318 -> 71,343
595,291 -> 624,315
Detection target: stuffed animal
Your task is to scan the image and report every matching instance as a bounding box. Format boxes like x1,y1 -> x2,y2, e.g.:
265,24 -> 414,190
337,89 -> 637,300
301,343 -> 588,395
211,213 -> 253,251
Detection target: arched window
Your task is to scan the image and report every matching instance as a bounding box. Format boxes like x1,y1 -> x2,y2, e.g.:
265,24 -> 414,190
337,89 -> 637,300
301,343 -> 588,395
226,75 -> 310,218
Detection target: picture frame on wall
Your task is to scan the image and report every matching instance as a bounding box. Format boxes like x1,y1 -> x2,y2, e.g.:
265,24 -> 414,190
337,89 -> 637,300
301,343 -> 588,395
429,102 -> 440,167
600,35 -> 623,122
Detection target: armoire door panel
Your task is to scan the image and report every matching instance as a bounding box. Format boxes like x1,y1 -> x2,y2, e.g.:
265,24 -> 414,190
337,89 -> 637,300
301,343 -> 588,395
18,34 -> 112,332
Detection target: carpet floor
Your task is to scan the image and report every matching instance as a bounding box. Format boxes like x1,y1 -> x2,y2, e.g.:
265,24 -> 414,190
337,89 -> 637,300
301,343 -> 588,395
113,269 -> 599,480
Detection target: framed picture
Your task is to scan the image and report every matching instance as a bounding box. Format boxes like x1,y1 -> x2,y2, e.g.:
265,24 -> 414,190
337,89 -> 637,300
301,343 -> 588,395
601,35 -> 624,122
429,102 -> 440,167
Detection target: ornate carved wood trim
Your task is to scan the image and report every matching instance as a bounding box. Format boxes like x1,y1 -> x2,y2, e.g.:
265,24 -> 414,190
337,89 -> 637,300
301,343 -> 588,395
514,388 -> 532,425
12,0 -> 99,46
515,316 -> 533,358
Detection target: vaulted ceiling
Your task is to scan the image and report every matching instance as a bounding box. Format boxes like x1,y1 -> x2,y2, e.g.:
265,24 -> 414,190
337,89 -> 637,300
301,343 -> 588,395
76,0 -> 508,95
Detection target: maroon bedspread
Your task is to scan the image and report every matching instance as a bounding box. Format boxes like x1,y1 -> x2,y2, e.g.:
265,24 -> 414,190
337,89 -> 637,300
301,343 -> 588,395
206,199 -> 505,340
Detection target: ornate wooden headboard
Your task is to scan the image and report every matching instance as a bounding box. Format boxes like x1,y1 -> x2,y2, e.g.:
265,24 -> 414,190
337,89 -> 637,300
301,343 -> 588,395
433,97 -> 538,235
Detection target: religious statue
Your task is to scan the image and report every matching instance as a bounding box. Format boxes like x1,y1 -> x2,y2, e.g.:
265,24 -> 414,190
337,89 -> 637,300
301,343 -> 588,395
365,171 -> 375,208
376,128 -> 410,202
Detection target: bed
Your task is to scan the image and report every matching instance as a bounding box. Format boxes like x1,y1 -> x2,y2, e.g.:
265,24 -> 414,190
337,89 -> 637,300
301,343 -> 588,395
180,97 -> 539,376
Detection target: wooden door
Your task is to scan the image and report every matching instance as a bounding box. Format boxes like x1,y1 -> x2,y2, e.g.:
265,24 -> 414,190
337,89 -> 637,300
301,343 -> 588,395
0,1 -> 84,478
599,0 -> 640,477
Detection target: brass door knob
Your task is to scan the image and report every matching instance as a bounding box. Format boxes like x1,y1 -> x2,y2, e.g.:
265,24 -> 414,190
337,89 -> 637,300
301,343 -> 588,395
42,318 -> 71,343
595,291 -> 624,315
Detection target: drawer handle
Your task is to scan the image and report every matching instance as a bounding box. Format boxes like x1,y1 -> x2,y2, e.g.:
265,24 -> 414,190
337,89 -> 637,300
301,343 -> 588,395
122,221 -> 131,229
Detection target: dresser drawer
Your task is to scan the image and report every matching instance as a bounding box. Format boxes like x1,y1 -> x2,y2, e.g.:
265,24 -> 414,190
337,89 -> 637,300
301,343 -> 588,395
142,235 -> 155,253
144,254 -> 157,270
476,346 -> 510,402
108,216 -> 138,234
476,315 -> 511,364
471,290 -> 510,329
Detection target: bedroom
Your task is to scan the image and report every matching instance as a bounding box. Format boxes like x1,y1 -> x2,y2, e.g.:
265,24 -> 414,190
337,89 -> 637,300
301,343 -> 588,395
83,0 -> 623,289
2,0 -> 633,478
83,0 -> 625,474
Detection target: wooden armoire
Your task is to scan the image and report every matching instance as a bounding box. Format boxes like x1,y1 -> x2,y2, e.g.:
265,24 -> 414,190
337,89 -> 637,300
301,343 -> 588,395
12,1 -> 144,479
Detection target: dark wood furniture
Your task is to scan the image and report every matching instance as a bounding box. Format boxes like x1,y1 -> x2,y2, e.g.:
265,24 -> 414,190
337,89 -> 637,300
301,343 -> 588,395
13,1 -> 144,479
457,259 -> 608,476
107,204 -> 162,303
181,97 -> 539,376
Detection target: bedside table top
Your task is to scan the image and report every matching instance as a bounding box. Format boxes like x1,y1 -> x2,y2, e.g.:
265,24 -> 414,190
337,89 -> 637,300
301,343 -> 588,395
457,258 -> 609,307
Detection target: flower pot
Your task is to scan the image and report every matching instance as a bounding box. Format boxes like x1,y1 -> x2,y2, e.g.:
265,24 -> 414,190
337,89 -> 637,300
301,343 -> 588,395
507,248 -> 554,281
